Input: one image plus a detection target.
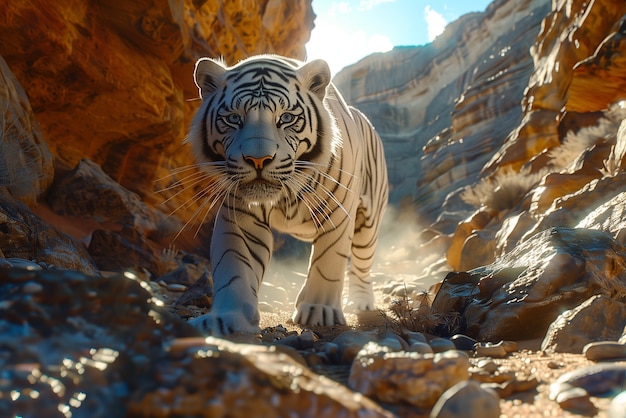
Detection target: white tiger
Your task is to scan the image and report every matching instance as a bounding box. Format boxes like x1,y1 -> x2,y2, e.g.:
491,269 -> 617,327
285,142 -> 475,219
185,54 -> 388,335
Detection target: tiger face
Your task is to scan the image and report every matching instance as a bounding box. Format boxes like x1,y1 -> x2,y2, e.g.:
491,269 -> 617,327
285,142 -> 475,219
189,55 -> 340,206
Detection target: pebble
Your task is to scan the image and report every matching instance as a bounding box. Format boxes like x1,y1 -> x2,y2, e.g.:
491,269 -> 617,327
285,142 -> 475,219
583,341 -> 626,361
450,334 -> 477,351
3,258 -> 43,270
476,359 -> 499,373
406,331 -> 428,345
22,281 -> 44,294
331,331 -> 377,364
379,330 -> 409,351
555,387 -> 597,415
475,342 -> 508,358
164,283 -> 187,292
609,391 -> 626,418
409,341 -> 434,354
483,377 -> 538,398
430,380 -> 500,418
552,364 -> 626,397
500,340 -> 518,353
429,337 -> 456,353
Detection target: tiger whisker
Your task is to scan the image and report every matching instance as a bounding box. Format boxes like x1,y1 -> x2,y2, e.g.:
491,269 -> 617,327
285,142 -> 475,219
286,175 -> 337,232
167,175 -> 231,222
294,161 -> 355,195
158,170 -> 221,204
192,182 -> 235,238
282,179 -> 322,230
294,160 -> 357,178
292,170 -> 352,222
155,161 -> 226,182
172,177 -> 232,241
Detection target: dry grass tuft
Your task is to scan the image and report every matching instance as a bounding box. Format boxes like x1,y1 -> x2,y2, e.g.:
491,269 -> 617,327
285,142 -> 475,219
460,166 -> 544,212
385,287 -> 463,335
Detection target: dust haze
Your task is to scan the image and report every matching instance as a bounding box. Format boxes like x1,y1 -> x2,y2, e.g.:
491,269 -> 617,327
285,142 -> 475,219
260,203 -> 448,314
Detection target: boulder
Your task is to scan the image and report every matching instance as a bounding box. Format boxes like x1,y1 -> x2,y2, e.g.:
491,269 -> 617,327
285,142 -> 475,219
541,295 -> 626,354
48,159 -> 160,232
432,227 -> 626,342
0,191 -> 98,274
348,342 -> 470,408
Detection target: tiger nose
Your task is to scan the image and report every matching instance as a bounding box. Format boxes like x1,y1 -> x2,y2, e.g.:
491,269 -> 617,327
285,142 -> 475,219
244,154 -> 274,170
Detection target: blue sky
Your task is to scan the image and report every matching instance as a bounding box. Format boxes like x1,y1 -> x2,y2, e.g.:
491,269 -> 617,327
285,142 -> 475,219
306,0 -> 493,74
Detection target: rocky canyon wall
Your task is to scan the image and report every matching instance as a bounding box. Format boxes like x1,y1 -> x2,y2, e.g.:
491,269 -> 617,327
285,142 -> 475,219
334,0 -> 626,274
0,0 -> 313,210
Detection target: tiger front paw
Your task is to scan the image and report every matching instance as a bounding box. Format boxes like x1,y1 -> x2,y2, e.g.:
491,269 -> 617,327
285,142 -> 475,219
189,311 -> 260,336
344,293 -> 376,313
292,303 -> 346,326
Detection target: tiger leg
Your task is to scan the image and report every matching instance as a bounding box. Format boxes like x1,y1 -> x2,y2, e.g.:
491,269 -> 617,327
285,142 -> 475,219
345,217 -> 379,312
292,222 -> 353,326
189,206 -> 272,335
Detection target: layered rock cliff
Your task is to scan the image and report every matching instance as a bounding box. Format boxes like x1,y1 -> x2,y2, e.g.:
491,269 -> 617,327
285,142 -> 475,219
334,0 -> 626,273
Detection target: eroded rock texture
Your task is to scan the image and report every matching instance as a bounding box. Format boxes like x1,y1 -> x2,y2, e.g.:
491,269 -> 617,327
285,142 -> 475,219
0,0 -> 314,209
0,55 -> 53,206
432,228 -> 626,342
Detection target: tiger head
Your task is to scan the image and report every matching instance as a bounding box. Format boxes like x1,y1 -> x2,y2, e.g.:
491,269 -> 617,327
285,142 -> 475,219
189,55 -> 340,206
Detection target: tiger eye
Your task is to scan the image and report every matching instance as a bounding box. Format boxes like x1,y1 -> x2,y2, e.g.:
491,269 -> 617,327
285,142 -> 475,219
226,113 -> 242,125
279,113 -> 295,124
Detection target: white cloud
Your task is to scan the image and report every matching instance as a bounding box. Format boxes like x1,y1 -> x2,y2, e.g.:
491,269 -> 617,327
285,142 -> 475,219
358,0 -> 395,12
306,21 -> 393,75
424,5 -> 447,41
329,1 -> 352,15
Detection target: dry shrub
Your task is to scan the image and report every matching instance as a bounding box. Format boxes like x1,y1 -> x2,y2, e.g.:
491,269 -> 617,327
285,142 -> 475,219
460,166 -> 544,211
385,288 -> 463,336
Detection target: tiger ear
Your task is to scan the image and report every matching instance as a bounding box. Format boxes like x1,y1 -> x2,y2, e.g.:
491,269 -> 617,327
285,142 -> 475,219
297,59 -> 331,99
194,58 -> 226,98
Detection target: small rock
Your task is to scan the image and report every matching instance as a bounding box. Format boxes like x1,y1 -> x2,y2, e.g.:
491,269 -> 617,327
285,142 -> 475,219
406,331 -> 428,345
450,334 -> 477,351
476,359 -> 498,373
500,341 -> 518,353
609,391 -> 626,418
583,341 -> 626,361
483,377 -> 538,397
409,341 -> 434,354
547,361 -> 563,369
430,380 -> 500,418
475,342 -> 508,358
164,283 -> 187,292
22,281 -> 44,293
552,364 -> 626,397
173,271 -> 213,308
555,387 -> 597,415
322,342 -> 340,364
349,343 -> 470,408
331,331 -> 377,364
430,337 -> 456,353
379,330 -> 408,351
4,258 -> 43,270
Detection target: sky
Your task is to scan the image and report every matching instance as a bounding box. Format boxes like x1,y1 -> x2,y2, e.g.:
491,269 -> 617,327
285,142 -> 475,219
306,0 -> 493,75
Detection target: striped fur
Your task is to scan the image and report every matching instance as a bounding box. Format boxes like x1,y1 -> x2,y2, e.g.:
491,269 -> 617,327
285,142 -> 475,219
186,54 -> 388,335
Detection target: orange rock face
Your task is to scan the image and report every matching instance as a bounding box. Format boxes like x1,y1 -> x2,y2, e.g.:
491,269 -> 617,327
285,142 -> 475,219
0,0 -> 313,207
